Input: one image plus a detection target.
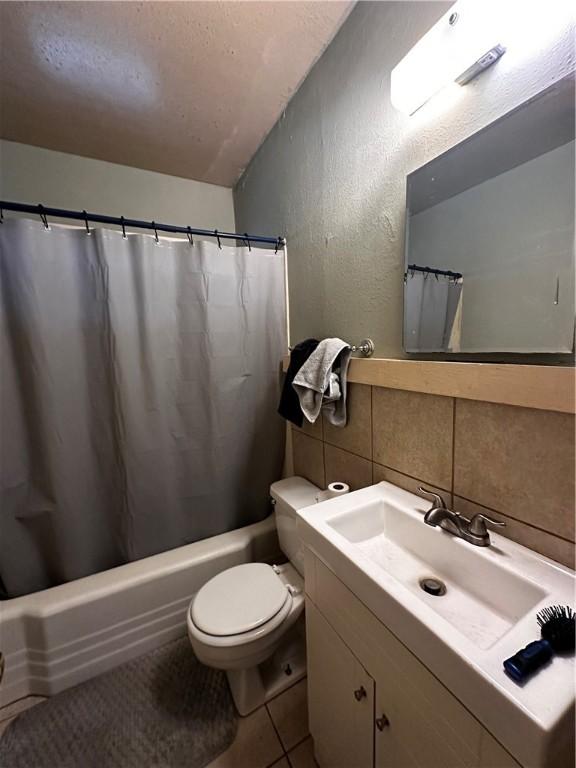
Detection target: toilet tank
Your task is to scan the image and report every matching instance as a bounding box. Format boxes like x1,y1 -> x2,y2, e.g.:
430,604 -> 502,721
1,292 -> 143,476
270,477 -> 319,576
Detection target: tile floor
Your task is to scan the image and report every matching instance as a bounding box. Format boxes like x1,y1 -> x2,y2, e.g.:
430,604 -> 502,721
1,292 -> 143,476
207,678 -> 317,768
0,678 -> 317,768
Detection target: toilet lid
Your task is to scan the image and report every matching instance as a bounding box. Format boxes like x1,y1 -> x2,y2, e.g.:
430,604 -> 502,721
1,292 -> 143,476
191,563 -> 289,637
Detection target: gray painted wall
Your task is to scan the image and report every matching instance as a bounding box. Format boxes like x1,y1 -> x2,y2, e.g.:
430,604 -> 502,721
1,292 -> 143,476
0,140 -> 235,233
233,1 -> 575,356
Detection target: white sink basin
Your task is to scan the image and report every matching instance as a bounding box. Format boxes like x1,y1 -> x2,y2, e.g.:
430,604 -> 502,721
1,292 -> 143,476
297,481 -> 575,768
328,498 -> 546,650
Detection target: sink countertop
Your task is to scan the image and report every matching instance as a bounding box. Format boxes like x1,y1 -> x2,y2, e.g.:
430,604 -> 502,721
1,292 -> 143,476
297,481 -> 575,768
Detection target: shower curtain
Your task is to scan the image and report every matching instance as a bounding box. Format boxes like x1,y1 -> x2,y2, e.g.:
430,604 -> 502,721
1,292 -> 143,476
404,272 -> 463,352
0,218 -> 286,598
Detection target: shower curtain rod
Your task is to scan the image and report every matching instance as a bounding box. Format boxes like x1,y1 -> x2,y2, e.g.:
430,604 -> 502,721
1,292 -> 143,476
406,264 -> 462,280
0,201 -> 286,248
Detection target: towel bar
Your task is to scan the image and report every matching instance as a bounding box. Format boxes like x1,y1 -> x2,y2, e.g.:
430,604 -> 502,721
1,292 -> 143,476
350,339 -> 375,357
289,339 -> 374,358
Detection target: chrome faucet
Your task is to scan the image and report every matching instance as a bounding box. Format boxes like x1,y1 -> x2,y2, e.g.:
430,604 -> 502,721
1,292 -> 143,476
418,487 -> 505,547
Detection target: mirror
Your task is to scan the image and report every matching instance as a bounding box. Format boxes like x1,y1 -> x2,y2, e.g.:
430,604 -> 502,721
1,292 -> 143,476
403,75 -> 575,356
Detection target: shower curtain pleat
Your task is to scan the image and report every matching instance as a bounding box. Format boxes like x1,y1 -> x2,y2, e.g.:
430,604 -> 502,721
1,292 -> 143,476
0,219 -> 286,598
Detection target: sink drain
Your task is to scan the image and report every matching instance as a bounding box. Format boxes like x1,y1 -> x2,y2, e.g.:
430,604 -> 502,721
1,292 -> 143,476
419,577 -> 446,596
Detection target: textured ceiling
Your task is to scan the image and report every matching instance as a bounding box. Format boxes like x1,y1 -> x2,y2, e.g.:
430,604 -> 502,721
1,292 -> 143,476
0,1 -> 352,187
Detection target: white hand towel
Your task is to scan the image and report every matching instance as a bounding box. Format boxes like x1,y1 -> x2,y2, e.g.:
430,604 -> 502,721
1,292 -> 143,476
292,338 -> 351,426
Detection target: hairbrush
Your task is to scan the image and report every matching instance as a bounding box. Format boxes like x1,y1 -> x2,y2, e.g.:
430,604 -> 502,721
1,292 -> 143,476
504,605 -> 575,683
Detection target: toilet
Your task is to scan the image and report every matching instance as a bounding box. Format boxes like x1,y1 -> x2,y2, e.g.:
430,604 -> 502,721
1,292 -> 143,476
187,476 -> 319,715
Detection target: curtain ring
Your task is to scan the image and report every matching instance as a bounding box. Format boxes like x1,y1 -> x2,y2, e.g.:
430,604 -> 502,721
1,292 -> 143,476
243,233 -> 251,252
214,230 -> 222,249
274,237 -> 283,254
82,209 -> 91,235
120,216 -> 127,239
152,221 -> 159,244
0,207 -> 4,223
187,226 -> 194,246
38,204 -> 49,230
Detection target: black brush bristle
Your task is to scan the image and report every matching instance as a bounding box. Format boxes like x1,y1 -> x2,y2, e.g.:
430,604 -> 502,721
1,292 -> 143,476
537,605 -> 576,653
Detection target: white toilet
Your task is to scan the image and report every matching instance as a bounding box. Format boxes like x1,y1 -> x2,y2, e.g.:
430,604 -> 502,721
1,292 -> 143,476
187,476 -> 319,715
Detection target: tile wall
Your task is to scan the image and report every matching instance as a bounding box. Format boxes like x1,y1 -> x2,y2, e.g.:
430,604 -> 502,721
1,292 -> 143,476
291,384 -> 575,569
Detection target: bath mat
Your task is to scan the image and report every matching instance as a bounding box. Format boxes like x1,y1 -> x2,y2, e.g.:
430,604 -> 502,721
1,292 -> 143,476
0,637 -> 237,768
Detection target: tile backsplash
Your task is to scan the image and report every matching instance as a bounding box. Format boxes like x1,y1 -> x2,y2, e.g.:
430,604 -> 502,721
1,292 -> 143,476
291,383 -> 575,569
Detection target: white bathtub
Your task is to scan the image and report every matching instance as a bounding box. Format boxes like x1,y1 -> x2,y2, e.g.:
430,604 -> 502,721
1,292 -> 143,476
0,517 -> 280,707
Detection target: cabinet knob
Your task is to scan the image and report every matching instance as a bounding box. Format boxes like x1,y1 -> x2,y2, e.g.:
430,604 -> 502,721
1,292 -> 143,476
353,686 -> 367,701
376,714 -> 390,731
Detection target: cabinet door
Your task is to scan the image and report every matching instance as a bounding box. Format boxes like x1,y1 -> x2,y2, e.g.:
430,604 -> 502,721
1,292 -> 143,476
374,672 -> 468,768
374,686 -> 418,768
306,601 -> 374,768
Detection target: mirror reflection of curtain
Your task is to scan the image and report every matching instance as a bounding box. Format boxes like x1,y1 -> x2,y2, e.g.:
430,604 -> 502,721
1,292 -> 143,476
404,272 -> 463,352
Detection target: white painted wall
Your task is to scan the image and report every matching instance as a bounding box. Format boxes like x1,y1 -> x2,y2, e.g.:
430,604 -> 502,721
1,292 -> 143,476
0,140 -> 235,233
234,1 -> 576,357
409,141 -> 575,353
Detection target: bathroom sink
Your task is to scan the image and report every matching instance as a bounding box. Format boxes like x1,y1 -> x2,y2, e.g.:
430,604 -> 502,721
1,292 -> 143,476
326,497 -> 545,650
297,481 -> 575,768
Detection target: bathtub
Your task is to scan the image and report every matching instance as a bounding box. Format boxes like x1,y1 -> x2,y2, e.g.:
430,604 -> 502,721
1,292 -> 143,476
0,517 -> 280,707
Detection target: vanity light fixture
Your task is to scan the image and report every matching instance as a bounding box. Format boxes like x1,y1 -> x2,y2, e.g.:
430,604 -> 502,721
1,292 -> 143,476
390,0 -> 506,115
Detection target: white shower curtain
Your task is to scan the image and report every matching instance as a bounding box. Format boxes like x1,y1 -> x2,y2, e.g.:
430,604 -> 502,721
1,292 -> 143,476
404,272 -> 463,352
0,218 -> 286,598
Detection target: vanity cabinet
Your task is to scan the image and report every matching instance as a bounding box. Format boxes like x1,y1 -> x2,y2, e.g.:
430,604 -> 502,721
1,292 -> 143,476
307,602 -> 374,768
304,550 -> 523,768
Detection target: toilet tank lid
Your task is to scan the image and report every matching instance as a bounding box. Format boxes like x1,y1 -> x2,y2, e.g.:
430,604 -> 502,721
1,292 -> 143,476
270,476 -> 319,510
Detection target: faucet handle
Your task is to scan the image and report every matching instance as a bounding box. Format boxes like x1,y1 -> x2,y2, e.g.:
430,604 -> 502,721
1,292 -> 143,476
418,487 -> 448,510
469,513 -> 506,536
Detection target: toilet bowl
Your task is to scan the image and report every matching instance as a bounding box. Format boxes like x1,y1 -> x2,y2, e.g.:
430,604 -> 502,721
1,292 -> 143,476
187,477 -> 319,715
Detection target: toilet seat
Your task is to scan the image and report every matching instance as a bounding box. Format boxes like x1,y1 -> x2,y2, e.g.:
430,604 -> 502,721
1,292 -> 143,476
188,563 -> 302,648
192,562 -> 290,637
